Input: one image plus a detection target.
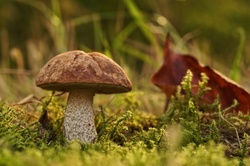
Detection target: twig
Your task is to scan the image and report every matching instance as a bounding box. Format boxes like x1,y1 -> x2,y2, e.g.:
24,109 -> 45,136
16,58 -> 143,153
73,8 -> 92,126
218,108 -> 241,149
10,94 -> 42,106
0,68 -> 36,76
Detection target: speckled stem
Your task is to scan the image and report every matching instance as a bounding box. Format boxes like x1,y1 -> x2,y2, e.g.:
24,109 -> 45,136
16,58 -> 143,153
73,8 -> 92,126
63,89 -> 97,143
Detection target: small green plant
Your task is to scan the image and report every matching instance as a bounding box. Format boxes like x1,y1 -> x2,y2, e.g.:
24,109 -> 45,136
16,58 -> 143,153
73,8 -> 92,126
239,133 -> 249,166
160,70 -> 250,162
162,70 -> 211,145
208,120 -> 220,142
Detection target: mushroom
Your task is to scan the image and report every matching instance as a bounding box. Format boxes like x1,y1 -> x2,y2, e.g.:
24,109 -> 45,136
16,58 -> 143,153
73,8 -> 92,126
36,50 -> 132,143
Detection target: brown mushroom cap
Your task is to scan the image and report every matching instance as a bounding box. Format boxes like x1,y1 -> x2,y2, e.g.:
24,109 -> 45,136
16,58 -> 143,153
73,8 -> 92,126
36,50 -> 132,94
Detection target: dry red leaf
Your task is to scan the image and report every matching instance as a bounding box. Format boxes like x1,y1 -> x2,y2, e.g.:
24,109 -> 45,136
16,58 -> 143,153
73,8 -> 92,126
152,34 -> 250,114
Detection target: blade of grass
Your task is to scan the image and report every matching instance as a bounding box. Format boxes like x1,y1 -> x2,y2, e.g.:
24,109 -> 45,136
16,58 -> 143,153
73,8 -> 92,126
92,14 -> 113,58
112,22 -> 137,50
71,12 -> 130,27
100,33 -> 113,58
229,27 -> 246,82
92,14 -> 102,52
51,0 -> 62,19
123,0 -> 161,55
16,0 -> 67,52
119,43 -> 157,67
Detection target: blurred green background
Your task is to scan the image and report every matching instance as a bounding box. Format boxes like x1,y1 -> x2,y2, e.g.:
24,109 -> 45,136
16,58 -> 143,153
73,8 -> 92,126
0,0 -> 250,101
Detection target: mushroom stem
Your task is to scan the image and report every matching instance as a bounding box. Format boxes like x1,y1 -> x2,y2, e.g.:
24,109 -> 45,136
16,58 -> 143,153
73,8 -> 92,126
63,89 -> 97,143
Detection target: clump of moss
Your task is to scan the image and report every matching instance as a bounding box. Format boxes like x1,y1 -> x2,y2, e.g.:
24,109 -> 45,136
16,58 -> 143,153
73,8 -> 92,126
0,100 -> 42,150
0,92 -> 66,152
95,93 -> 160,148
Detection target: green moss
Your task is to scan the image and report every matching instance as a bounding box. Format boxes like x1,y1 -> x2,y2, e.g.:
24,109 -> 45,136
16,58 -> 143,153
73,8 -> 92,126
0,71 -> 249,165
0,140 -> 240,166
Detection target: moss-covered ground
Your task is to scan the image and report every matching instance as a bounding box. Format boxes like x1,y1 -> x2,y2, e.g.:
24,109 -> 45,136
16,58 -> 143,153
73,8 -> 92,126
0,71 -> 249,166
